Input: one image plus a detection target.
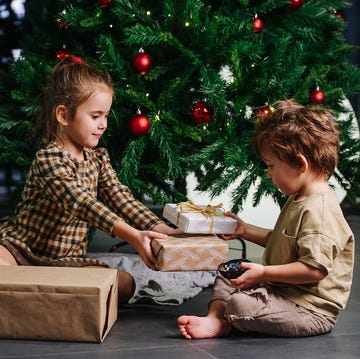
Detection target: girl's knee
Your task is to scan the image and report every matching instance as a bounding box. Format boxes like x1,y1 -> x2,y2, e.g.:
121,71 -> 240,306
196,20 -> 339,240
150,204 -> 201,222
0,244 -> 18,265
117,270 -> 135,304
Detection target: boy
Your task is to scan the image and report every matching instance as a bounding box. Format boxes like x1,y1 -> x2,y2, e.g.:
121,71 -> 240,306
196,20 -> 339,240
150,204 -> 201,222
178,99 -> 354,338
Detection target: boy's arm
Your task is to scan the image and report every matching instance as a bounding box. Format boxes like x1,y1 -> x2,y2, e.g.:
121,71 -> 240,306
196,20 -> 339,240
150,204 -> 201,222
230,261 -> 326,290
240,223 -> 272,247
262,261 -> 326,284
220,212 -> 272,247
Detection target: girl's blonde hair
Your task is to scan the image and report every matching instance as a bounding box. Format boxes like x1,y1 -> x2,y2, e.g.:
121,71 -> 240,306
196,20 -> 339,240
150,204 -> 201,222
252,99 -> 340,179
37,57 -> 113,146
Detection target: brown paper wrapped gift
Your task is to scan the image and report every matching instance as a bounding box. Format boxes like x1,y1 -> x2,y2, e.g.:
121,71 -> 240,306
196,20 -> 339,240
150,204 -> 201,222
0,266 -> 118,343
151,234 -> 229,271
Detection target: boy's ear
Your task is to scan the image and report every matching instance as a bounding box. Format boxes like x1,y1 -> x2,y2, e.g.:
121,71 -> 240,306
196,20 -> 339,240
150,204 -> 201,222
55,105 -> 69,126
298,154 -> 308,174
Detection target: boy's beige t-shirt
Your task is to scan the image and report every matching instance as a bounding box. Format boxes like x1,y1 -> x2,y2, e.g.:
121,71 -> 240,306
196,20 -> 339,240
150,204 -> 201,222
262,191 -> 354,317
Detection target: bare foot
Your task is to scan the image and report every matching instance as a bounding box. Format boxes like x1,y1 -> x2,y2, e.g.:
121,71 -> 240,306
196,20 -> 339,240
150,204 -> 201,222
177,315 -> 231,340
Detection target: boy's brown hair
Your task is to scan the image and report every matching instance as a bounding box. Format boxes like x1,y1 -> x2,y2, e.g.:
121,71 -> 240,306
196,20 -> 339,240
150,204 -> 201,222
252,99 -> 340,179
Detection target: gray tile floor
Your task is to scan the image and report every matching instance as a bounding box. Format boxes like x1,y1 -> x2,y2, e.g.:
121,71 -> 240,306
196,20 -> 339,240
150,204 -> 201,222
0,210 -> 359,359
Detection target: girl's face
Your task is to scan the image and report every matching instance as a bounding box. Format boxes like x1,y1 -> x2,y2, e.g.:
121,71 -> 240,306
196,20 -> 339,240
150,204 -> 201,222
261,151 -> 303,196
59,88 -> 112,159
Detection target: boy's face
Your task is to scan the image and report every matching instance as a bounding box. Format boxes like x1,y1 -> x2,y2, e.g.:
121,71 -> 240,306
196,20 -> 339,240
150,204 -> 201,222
261,151 -> 303,196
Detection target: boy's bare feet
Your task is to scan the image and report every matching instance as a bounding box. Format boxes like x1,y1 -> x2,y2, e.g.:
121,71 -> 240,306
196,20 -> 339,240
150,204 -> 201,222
177,315 -> 231,340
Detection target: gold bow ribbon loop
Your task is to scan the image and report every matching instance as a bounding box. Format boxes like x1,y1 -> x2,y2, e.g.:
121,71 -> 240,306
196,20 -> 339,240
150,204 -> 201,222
176,201 -> 224,217
176,201 -> 225,233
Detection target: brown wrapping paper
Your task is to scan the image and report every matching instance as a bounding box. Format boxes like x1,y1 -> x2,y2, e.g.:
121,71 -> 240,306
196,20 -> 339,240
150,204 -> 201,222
151,234 -> 229,271
0,266 -> 118,342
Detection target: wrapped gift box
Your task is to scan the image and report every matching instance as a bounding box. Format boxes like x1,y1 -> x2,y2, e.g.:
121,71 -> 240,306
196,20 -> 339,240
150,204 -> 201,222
0,266 -> 118,343
151,234 -> 229,271
163,202 -> 237,234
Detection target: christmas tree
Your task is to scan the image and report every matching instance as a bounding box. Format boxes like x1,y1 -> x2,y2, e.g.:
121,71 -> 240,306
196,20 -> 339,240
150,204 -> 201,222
0,0 -> 25,70
0,0 -> 359,212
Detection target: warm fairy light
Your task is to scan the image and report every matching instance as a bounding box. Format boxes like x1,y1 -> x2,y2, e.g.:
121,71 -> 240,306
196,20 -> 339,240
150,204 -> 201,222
185,21 -> 190,27
146,10 -> 151,16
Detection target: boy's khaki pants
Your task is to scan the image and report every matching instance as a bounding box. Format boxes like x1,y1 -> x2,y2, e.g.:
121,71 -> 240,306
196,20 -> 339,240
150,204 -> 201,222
212,275 -> 336,337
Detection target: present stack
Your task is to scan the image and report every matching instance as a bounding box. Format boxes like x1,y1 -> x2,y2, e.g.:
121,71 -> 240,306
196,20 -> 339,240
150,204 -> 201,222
153,201 -> 236,271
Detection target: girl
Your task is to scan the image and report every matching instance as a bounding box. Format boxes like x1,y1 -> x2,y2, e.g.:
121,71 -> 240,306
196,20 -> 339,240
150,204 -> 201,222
0,57 -> 180,303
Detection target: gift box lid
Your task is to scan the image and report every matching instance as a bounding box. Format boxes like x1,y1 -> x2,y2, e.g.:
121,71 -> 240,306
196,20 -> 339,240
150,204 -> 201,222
0,266 -> 117,294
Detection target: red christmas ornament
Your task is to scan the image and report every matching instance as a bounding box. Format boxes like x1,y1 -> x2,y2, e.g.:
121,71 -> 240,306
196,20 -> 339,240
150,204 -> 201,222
56,48 -> 70,60
56,17 -> 69,30
71,56 -> 83,63
132,50 -> 152,75
334,10 -> 344,21
256,105 -> 271,117
253,17 -> 264,33
97,0 -> 112,8
129,113 -> 151,136
309,89 -> 325,104
288,0 -> 305,10
192,101 -> 213,124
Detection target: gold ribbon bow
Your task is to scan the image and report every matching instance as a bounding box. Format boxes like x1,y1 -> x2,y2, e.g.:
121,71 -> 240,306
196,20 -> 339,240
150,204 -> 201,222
176,201 -> 224,233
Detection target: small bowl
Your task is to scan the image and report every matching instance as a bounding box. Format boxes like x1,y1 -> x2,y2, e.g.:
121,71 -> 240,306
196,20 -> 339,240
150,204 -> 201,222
218,259 -> 251,279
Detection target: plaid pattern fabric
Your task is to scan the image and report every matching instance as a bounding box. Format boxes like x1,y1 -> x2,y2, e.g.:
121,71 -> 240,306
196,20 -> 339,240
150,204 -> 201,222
0,142 -> 163,267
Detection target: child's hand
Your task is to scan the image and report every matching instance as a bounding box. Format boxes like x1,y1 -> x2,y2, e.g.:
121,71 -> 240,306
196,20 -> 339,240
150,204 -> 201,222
219,211 -> 247,240
229,262 -> 265,290
132,230 -> 167,271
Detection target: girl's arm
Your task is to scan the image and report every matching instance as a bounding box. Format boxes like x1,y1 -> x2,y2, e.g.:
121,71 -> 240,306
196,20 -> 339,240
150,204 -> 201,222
111,219 -> 167,270
152,222 -> 183,235
97,151 -> 183,235
97,149 -> 165,230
